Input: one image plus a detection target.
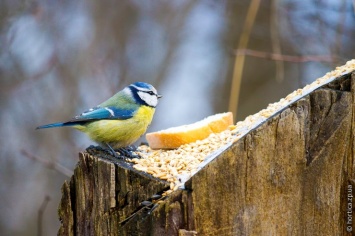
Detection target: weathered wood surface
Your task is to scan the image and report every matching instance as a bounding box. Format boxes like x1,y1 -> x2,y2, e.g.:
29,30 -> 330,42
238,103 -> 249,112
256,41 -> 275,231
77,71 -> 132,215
58,73 -> 355,235
58,150 -> 171,236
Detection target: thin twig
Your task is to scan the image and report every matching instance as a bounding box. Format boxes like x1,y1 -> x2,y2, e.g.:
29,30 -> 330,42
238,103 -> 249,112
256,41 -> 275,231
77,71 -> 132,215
335,0 -> 347,65
21,149 -> 73,177
270,0 -> 284,82
38,195 -> 51,236
235,49 -> 336,63
228,0 -> 261,121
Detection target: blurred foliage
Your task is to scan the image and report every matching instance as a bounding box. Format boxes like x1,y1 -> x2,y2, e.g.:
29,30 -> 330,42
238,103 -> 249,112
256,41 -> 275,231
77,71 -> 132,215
0,0 -> 354,235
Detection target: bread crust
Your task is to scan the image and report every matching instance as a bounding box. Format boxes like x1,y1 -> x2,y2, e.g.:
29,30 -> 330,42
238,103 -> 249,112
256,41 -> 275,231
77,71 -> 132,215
146,112 -> 233,149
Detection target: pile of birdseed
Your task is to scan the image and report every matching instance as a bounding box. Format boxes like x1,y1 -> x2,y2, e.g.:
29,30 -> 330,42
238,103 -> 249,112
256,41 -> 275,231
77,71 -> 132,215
132,126 -> 238,191
131,59 -> 355,192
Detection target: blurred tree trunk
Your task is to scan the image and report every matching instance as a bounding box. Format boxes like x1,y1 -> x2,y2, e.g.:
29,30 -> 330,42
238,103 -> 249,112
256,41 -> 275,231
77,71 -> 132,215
58,73 -> 355,236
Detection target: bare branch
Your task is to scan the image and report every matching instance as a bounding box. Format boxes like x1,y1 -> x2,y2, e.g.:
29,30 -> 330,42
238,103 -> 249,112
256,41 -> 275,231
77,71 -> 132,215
235,49 -> 336,63
38,195 -> 51,236
21,149 -> 73,177
228,0 -> 261,120
270,0 -> 284,82
335,0 -> 347,65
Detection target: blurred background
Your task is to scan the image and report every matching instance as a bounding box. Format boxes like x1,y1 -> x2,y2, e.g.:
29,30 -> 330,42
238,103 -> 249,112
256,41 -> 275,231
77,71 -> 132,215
0,0 -> 354,235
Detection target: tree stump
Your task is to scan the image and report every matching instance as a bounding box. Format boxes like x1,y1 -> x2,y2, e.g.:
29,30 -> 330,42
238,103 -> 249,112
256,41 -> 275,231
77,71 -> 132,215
58,72 -> 355,235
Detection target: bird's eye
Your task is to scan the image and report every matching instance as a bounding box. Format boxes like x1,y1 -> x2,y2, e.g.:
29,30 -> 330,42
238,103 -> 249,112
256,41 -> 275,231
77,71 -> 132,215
147,91 -> 155,95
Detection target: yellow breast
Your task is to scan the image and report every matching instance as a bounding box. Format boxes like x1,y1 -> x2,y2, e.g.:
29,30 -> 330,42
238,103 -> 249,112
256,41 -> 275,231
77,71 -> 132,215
75,106 -> 155,148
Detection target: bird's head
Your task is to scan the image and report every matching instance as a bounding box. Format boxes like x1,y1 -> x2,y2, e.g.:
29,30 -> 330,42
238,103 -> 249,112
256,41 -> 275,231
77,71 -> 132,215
126,82 -> 162,108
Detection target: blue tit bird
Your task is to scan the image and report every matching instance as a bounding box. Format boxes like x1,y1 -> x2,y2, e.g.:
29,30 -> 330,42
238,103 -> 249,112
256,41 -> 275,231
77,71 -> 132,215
36,82 -> 162,157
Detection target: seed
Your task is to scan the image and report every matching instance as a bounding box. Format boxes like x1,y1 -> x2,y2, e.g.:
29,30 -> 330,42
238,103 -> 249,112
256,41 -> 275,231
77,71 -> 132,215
154,172 -> 167,178
159,175 -> 169,180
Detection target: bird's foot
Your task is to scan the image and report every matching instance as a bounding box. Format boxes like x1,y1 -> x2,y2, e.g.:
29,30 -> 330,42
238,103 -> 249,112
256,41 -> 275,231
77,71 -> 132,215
86,145 -> 124,159
86,145 -> 107,155
125,145 -> 138,152
105,143 -> 122,159
115,146 -> 142,159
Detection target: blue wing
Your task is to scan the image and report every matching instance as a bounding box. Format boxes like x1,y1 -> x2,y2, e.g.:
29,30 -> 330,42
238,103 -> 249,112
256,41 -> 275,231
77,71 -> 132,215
36,106 -> 135,129
73,106 -> 135,121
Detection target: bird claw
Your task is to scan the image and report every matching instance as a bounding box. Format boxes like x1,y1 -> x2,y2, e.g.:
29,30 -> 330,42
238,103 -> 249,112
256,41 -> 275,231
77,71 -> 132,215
115,147 -> 141,159
87,143 -> 141,160
105,143 -> 122,159
125,145 -> 138,151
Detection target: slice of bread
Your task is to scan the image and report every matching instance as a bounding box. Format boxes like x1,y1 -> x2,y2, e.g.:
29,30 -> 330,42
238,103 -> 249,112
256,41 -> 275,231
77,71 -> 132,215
146,112 -> 233,149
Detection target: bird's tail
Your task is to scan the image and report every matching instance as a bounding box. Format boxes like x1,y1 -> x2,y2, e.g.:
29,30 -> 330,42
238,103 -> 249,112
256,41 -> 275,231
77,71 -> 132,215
36,122 -> 77,130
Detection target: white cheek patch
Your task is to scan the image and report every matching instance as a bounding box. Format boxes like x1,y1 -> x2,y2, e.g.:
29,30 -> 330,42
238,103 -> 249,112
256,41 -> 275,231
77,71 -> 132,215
138,91 -> 158,107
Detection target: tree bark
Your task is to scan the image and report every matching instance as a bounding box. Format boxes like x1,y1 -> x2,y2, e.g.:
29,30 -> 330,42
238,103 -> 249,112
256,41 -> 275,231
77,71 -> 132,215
58,73 -> 355,235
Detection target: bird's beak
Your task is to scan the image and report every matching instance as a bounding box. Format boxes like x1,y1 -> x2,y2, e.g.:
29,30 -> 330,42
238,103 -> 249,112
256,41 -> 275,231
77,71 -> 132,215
157,94 -> 162,99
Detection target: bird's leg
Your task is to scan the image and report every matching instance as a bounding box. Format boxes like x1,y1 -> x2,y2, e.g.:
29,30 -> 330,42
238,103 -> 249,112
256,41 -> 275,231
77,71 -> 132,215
115,148 -> 130,157
105,143 -> 120,159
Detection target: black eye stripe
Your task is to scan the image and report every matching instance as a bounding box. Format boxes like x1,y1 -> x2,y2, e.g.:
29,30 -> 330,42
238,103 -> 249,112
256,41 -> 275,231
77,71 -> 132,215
141,90 -> 155,95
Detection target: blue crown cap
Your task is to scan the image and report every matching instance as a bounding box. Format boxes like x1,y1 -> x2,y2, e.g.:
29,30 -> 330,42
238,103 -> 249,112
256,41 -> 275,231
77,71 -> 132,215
132,82 -> 152,89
